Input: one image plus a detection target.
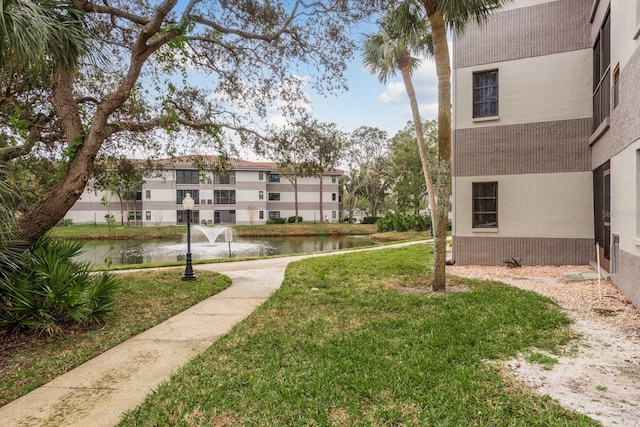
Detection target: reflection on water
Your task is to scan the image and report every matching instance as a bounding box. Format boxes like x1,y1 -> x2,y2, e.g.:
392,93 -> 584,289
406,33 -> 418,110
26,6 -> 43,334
75,235 -> 373,267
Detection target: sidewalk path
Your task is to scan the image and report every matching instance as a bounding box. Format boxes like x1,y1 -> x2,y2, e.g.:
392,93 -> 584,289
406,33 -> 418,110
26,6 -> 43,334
0,241 -> 426,427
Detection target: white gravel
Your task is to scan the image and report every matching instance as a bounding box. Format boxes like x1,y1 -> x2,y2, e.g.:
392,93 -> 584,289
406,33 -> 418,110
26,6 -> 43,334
447,264 -> 640,427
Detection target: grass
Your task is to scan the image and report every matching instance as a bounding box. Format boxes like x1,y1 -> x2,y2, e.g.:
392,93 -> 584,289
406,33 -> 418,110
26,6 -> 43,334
233,222 -> 376,237
0,269 -> 231,406
118,245 -> 596,426
49,224 -> 186,240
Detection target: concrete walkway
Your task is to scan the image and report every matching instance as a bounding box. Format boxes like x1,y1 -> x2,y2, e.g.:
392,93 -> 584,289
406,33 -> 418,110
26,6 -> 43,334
0,241 -> 425,426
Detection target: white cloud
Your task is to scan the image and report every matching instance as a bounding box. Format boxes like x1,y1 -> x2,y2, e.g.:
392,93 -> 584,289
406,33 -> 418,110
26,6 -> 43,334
378,82 -> 407,103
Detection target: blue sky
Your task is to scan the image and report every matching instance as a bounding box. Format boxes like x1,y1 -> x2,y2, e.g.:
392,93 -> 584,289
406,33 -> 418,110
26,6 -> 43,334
307,51 -> 440,137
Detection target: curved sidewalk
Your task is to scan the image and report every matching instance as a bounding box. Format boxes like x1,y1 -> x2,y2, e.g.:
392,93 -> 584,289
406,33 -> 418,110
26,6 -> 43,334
0,241 -> 426,427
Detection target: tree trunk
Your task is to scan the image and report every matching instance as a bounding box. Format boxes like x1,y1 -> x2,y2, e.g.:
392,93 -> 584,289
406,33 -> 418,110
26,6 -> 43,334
428,10 -> 453,292
398,56 -> 437,225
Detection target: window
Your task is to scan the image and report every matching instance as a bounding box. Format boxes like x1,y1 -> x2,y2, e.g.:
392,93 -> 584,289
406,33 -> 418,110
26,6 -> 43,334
593,10 -> 611,131
472,182 -> 498,228
176,190 -> 200,205
332,175 -> 337,183
145,190 -> 151,199
269,211 -> 280,219
332,193 -> 336,201
259,171 -> 264,180
332,211 -> 336,219
176,170 -> 199,184
214,171 -> 236,184
259,190 -> 264,200
259,210 -> 264,219
473,70 -> 498,118
146,211 -> 151,221
201,199 -> 206,205
208,199 -> 212,205
214,210 -> 236,224
136,191 -> 142,201
268,193 -> 280,201
177,210 -> 200,224
268,173 -> 280,182
128,211 -> 142,220
214,190 -> 236,204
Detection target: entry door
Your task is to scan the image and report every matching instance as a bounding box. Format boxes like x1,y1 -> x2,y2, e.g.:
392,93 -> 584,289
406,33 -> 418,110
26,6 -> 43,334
593,161 -> 611,272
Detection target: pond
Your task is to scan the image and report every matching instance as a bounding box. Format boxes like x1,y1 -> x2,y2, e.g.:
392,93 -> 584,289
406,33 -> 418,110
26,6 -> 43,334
74,232 -> 374,267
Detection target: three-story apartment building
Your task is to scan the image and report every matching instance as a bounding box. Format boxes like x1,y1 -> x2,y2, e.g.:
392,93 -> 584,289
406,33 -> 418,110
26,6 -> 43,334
66,156 -> 344,226
452,0 -> 640,307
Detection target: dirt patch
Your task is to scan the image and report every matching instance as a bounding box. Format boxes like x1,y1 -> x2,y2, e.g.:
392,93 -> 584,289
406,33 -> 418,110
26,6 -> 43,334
447,264 -> 640,427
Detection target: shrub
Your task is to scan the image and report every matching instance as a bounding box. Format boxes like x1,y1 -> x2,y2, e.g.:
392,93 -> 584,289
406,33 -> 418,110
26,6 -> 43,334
287,216 -> 303,223
0,237 -> 120,335
267,218 -> 287,224
57,218 -> 73,226
375,213 -> 431,233
361,216 -> 380,224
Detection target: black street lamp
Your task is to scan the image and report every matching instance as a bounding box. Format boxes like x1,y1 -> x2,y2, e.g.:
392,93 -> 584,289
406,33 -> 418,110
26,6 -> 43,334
181,193 -> 196,281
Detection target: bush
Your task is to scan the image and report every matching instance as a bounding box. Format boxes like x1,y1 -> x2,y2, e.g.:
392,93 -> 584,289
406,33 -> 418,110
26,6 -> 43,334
375,213 -> 431,233
0,237 -> 120,335
57,218 -> 73,227
267,218 -> 287,224
361,216 -> 380,224
287,216 -> 303,223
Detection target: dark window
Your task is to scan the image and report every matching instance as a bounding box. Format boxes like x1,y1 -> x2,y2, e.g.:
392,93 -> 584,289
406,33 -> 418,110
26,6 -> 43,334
259,210 -> 264,219
332,211 -> 336,219
214,190 -> 236,204
177,210 -> 200,224
145,211 -> 151,221
332,175 -> 337,183
332,193 -> 336,201
259,171 -> 264,180
176,190 -> 199,205
268,193 -> 280,201
176,170 -> 199,184
128,211 -> 142,220
472,182 -> 498,228
268,173 -> 280,182
145,190 -> 151,199
214,171 -> 236,184
259,191 -> 264,200
593,10 -> 611,131
214,210 -> 236,224
473,70 -> 499,118
269,211 -> 280,219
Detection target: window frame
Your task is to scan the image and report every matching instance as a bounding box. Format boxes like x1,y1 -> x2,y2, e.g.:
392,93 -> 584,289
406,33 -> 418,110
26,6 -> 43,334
268,211 -> 280,219
593,9 -> 611,132
472,182 -> 498,229
214,189 -> 236,205
176,170 -> 199,184
268,192 -> 281,201
268,173 -> 280,183
176,189 -> 200,205
472,69 -> 499,119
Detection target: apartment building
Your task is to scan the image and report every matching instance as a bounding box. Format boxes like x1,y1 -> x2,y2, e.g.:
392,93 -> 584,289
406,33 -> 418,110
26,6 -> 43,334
452,0 -> 640,306
66,155 -> 344,226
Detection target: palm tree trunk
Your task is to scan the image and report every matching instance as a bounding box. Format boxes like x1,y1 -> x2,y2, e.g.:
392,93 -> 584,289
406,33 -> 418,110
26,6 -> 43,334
398,56 -> 437,226
428,10 -> 453,292
319,175 -> 324,222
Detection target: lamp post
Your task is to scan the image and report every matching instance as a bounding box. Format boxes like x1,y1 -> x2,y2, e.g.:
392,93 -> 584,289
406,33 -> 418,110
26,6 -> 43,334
181,193 -> 196,281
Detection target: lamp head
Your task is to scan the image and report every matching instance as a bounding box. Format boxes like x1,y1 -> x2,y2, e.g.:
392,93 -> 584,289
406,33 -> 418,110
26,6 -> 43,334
182,193 -> 195,210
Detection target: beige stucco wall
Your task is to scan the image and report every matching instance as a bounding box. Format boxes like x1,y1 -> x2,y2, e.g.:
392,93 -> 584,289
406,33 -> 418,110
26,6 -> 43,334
454,49 -> 593,130
610,138 -> 640,255
453,172 -> 594,238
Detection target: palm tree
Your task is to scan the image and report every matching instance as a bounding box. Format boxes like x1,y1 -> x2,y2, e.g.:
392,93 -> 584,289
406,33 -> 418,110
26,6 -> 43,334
0,0 -> 87,73
362,5 -> 437,233
418,0 -> 511,291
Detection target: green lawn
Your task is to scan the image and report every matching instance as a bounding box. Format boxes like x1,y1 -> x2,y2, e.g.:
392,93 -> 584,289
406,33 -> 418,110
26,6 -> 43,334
0,270 -> 231,406
119,245 -> 595,426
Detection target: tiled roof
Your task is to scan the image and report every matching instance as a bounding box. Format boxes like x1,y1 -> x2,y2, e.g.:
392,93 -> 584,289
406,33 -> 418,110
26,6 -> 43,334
147,155 -> 343,173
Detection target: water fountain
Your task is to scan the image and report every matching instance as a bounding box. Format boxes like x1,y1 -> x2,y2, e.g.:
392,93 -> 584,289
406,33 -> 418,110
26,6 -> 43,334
193,225 -> 229,244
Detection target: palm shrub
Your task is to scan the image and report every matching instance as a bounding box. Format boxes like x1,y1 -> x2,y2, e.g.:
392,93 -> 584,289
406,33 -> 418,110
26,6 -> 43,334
0,237 -> 120,335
